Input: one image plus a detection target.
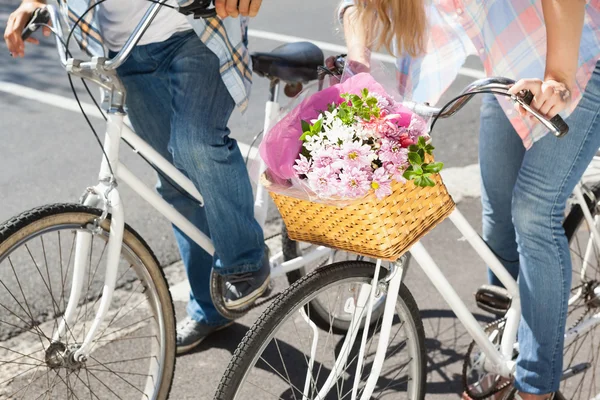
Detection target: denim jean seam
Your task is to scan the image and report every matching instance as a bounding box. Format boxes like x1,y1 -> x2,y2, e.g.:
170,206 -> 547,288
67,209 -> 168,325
546,127 -> 591,392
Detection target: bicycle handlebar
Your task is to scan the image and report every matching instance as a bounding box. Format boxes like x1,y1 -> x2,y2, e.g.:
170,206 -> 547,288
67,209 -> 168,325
23,1 -> 217,72
331,56 -> 569,138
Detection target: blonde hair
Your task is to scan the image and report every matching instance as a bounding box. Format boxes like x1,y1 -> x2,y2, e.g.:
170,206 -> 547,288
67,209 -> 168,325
352,0 -> 428,58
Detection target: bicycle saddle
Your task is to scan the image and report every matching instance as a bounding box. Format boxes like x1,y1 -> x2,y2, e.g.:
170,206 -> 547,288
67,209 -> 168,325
251,42 -> 324,82
178,0 -> 217,19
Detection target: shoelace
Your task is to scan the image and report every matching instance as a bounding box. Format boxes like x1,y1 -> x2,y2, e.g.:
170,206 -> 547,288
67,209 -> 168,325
226,273 -> 254,284
177,318 -> 197,339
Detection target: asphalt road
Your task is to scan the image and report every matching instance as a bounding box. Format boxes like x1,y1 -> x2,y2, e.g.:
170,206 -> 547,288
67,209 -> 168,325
0,0 -> 495,398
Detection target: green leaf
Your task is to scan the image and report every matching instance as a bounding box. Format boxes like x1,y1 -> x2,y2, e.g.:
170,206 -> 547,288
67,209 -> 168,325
408,144 -> 419,153
301,120 -> 311,133
362,88 -> 369,98
366,97 -> 378,107
414,176 -> 425,187
403,169 -> 419,180
312,119 -> 323,133
413,164 -> 423,175
408,152 -> 423,166
423,162 -> 444,174
418,136 -> 427,147
417,149 -> 425,161
422,176 -> 436,187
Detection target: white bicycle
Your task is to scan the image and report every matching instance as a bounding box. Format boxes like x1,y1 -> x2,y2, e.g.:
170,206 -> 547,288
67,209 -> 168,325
0,3 -> 358,399
214,75 -> 600,398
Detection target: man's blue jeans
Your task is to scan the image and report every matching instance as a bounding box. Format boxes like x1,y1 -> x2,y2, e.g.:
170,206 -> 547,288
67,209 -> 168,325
111,30 -> 264,326
479,61 -> 600,394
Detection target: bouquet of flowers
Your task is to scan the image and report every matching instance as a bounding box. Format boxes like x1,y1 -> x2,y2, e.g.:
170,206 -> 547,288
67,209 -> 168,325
260,73 -> 443,203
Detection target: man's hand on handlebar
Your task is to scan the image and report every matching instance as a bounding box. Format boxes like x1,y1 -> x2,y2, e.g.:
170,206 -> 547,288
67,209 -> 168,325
214,0 -> 262,19
4,1 -> 49,58
509,78 -> 571,120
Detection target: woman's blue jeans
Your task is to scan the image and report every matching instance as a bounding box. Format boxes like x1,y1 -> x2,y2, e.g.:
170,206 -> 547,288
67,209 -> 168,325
480,61 -> 600,393
111,31 -> 264,326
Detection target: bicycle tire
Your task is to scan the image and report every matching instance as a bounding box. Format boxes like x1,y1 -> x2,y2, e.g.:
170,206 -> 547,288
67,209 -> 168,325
283,227 -> 388,334
215,261 -> 427,400
0,204 -> 176,400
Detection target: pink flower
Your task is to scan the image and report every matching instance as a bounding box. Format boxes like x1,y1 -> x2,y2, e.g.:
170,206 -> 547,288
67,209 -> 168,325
313,146 -> 339,169
336,141 -> 373,171
293,154 -> 312,176
371,168 -> 393,199
307,166 -> 338,197
399,132 -> 414,148
362,117 -> 402,140
384,162 -> 408,183
339,167 -> 372,199
378,139 -> 409,165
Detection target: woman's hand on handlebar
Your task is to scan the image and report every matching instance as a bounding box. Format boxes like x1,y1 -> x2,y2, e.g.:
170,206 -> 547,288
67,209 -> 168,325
4,1 -> 50,58
214,0 -> 262,18
508,78 -> 571,120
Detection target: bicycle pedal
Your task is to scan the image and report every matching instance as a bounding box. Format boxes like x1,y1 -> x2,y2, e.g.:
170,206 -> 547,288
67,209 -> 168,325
475,285 -> 511,317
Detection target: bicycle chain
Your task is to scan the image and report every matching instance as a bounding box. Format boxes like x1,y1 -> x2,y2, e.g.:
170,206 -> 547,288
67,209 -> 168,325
462,318 -> 512,400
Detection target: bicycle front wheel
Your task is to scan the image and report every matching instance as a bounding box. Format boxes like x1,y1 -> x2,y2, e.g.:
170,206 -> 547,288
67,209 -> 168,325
216,261 -> 426,400
0,204 -> 176,400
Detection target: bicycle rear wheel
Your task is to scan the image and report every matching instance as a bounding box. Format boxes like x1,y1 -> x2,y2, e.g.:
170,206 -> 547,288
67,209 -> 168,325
560,182 -> 600,399
216,261 -> 426,400
0,204 -> 176,400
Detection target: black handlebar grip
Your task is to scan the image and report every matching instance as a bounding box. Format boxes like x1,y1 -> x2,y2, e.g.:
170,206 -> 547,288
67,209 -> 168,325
518,89 -> 569,137
21,8 -> 50,41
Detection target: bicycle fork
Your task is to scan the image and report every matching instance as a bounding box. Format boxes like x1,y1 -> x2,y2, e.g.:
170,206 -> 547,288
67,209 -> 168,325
52,112 -> 127,363
303,259 -> 405,400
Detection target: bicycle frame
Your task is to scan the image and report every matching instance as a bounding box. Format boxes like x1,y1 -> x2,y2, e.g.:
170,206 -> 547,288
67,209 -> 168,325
42,3 -> 333,361
306,182 -> 600,400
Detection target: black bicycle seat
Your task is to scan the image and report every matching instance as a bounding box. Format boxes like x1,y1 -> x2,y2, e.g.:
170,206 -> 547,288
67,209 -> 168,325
251,42 -> 324,82
178,0 -> 217,19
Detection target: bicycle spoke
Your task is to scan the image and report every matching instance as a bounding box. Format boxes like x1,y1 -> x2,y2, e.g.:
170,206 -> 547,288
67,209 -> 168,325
60,232 -> 77,313
0,345 -> 44,364
89,371 -> 123,400
246,378 -> 288,399
24,244 -> 79,344
40,236 -> 59,338
12,362 -> 46,400
84,368 -> 99,400
89,355 -> 147,398
273,338 -> 298,400
95,315 -> 154,342
257,354 -> 306,397
86,355 -> 155,367
0,362 -> 45,387
5,257 -> 51,344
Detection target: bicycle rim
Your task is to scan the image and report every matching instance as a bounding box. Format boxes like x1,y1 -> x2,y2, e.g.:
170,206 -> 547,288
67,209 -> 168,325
0,205 -> 175,400
217,261 -> 426,400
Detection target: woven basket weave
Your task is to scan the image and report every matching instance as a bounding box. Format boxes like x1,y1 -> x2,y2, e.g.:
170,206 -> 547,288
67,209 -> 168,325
270,172 -> 455,261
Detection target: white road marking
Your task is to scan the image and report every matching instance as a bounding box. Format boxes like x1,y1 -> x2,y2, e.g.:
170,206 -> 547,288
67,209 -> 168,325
248,29 -> 486,79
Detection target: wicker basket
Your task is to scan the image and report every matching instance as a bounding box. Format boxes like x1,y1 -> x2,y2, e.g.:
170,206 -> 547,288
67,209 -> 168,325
269,172 -> 455,261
